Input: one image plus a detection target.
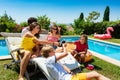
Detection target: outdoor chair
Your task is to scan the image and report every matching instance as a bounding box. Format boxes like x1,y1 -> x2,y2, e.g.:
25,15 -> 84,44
1,32 -> 81,80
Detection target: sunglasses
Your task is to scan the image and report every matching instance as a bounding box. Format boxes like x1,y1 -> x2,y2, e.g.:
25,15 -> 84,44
52,28 -> 57,30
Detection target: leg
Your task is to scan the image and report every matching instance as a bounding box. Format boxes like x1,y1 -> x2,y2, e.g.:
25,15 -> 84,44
19,50 -> 31,80
84,51 -> 92,63
86,71 -> 110,80
80,53 -> 85,64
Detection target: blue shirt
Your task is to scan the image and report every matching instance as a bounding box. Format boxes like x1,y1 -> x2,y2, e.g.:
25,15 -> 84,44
46,55 -> 72,80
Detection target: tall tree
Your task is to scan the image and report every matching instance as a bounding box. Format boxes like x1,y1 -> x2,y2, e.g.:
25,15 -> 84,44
73,12 -> 85,34
103,6 -> 110,21
79,12 -> 84,21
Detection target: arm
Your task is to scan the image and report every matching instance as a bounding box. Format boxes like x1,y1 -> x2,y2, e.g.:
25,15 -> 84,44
33,37 -> 54,45
78,48 -> 88,54
62,64 -> 71,74
56,44 -> 68,61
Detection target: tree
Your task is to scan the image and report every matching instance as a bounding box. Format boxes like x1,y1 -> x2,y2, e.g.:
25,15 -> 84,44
103,6 -> 110,21
79,12 -> 84,21
57,23 -> 67,35
86,11 -> 100,22
73,12 -> 85,34
0,11 -> 16,32
37,15 -> 50,30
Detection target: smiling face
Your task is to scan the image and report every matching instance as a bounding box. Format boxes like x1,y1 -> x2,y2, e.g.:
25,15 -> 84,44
51,25 -> 59,34
29,22 -> 41,34
33,25 -> 40,34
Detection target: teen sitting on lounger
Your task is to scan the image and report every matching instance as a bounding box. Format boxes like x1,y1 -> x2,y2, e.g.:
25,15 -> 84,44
19,22 -> 59,80
41,44 -> 108,80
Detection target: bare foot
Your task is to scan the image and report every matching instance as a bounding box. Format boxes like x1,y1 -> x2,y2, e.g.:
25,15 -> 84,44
19,76 -> 24,80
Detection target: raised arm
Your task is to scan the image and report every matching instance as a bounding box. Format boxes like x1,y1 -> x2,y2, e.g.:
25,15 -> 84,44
55,44 -> 68,61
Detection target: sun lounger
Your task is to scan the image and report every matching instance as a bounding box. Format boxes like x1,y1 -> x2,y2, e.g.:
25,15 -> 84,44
2,33 -> 81,80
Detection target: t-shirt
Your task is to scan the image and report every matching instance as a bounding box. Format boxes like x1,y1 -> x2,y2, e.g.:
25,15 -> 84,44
74,40 -> 88,52
21,27 -> 29,37
46,55 -> 72,80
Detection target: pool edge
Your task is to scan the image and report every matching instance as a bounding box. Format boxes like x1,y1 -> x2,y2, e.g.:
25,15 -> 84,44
89,50 -> 120,67
0,55 -> 11,60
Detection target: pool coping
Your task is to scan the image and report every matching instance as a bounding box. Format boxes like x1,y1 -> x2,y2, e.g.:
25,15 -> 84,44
89,50 -> 120,67
62,36 -> 120,46
0,55 -> 11,60
89,37 -> 120,46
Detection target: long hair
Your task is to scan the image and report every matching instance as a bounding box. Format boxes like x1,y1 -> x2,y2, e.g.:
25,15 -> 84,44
29,22 -> 41,38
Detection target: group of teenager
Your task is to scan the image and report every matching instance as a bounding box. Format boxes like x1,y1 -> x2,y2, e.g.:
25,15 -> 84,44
19,17 -> 108,80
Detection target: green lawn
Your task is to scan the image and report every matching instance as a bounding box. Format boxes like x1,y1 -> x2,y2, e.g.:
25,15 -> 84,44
0,60 -> 19,80
0,37 -> 4,39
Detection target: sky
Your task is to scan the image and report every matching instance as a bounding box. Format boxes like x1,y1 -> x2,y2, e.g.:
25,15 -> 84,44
0,0 -> 120,24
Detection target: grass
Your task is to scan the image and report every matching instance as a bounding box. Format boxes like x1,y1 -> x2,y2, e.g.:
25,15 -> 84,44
82,56 -> 120,80
0,56 -> 120,80
0,60 -> 19,80
0,37 -> 4,39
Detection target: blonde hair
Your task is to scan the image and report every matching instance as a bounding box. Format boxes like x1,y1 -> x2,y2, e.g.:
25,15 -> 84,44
41,45 -> 54,58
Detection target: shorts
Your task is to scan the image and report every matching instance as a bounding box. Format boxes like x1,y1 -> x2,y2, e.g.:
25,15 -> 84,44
71,73 -> 86,80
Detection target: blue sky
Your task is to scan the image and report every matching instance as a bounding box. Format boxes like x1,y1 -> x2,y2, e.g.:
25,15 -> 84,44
0,0 -> 120,24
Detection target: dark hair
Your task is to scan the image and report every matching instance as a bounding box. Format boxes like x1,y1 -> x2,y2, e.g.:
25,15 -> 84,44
58,26 -> 62,35
29,22 -> 41,38
35,31 -> 40,38
50,24 -> 59,34
27,17 -> 37,25
29,22 -> 41,31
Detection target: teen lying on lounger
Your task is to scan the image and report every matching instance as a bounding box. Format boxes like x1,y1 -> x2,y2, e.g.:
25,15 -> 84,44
41,44 -> 107,80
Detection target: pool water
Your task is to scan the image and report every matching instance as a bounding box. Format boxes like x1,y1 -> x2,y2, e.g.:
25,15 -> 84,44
60,37 -> 120,61
0,40 -> 9,56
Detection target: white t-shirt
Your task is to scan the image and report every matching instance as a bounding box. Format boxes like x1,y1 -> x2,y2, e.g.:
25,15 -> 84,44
46,55 -> 72,80
21,27 -> 29,37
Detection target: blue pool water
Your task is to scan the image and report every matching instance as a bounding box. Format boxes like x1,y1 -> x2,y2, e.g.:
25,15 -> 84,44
0,40 -> 9,56
60,37 -> 120,61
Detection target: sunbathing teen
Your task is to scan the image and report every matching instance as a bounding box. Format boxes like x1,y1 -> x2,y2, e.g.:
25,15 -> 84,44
41,45 -> 108,80
19,22 -> 59,80
71,34 -> 92,64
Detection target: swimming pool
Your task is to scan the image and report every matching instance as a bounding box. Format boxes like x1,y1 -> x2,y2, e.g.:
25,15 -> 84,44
0,40 -> 9,56
60,36 -> 120,61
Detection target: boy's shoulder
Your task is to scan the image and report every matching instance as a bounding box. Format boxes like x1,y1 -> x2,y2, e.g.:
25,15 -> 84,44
46,55 -> 56,63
